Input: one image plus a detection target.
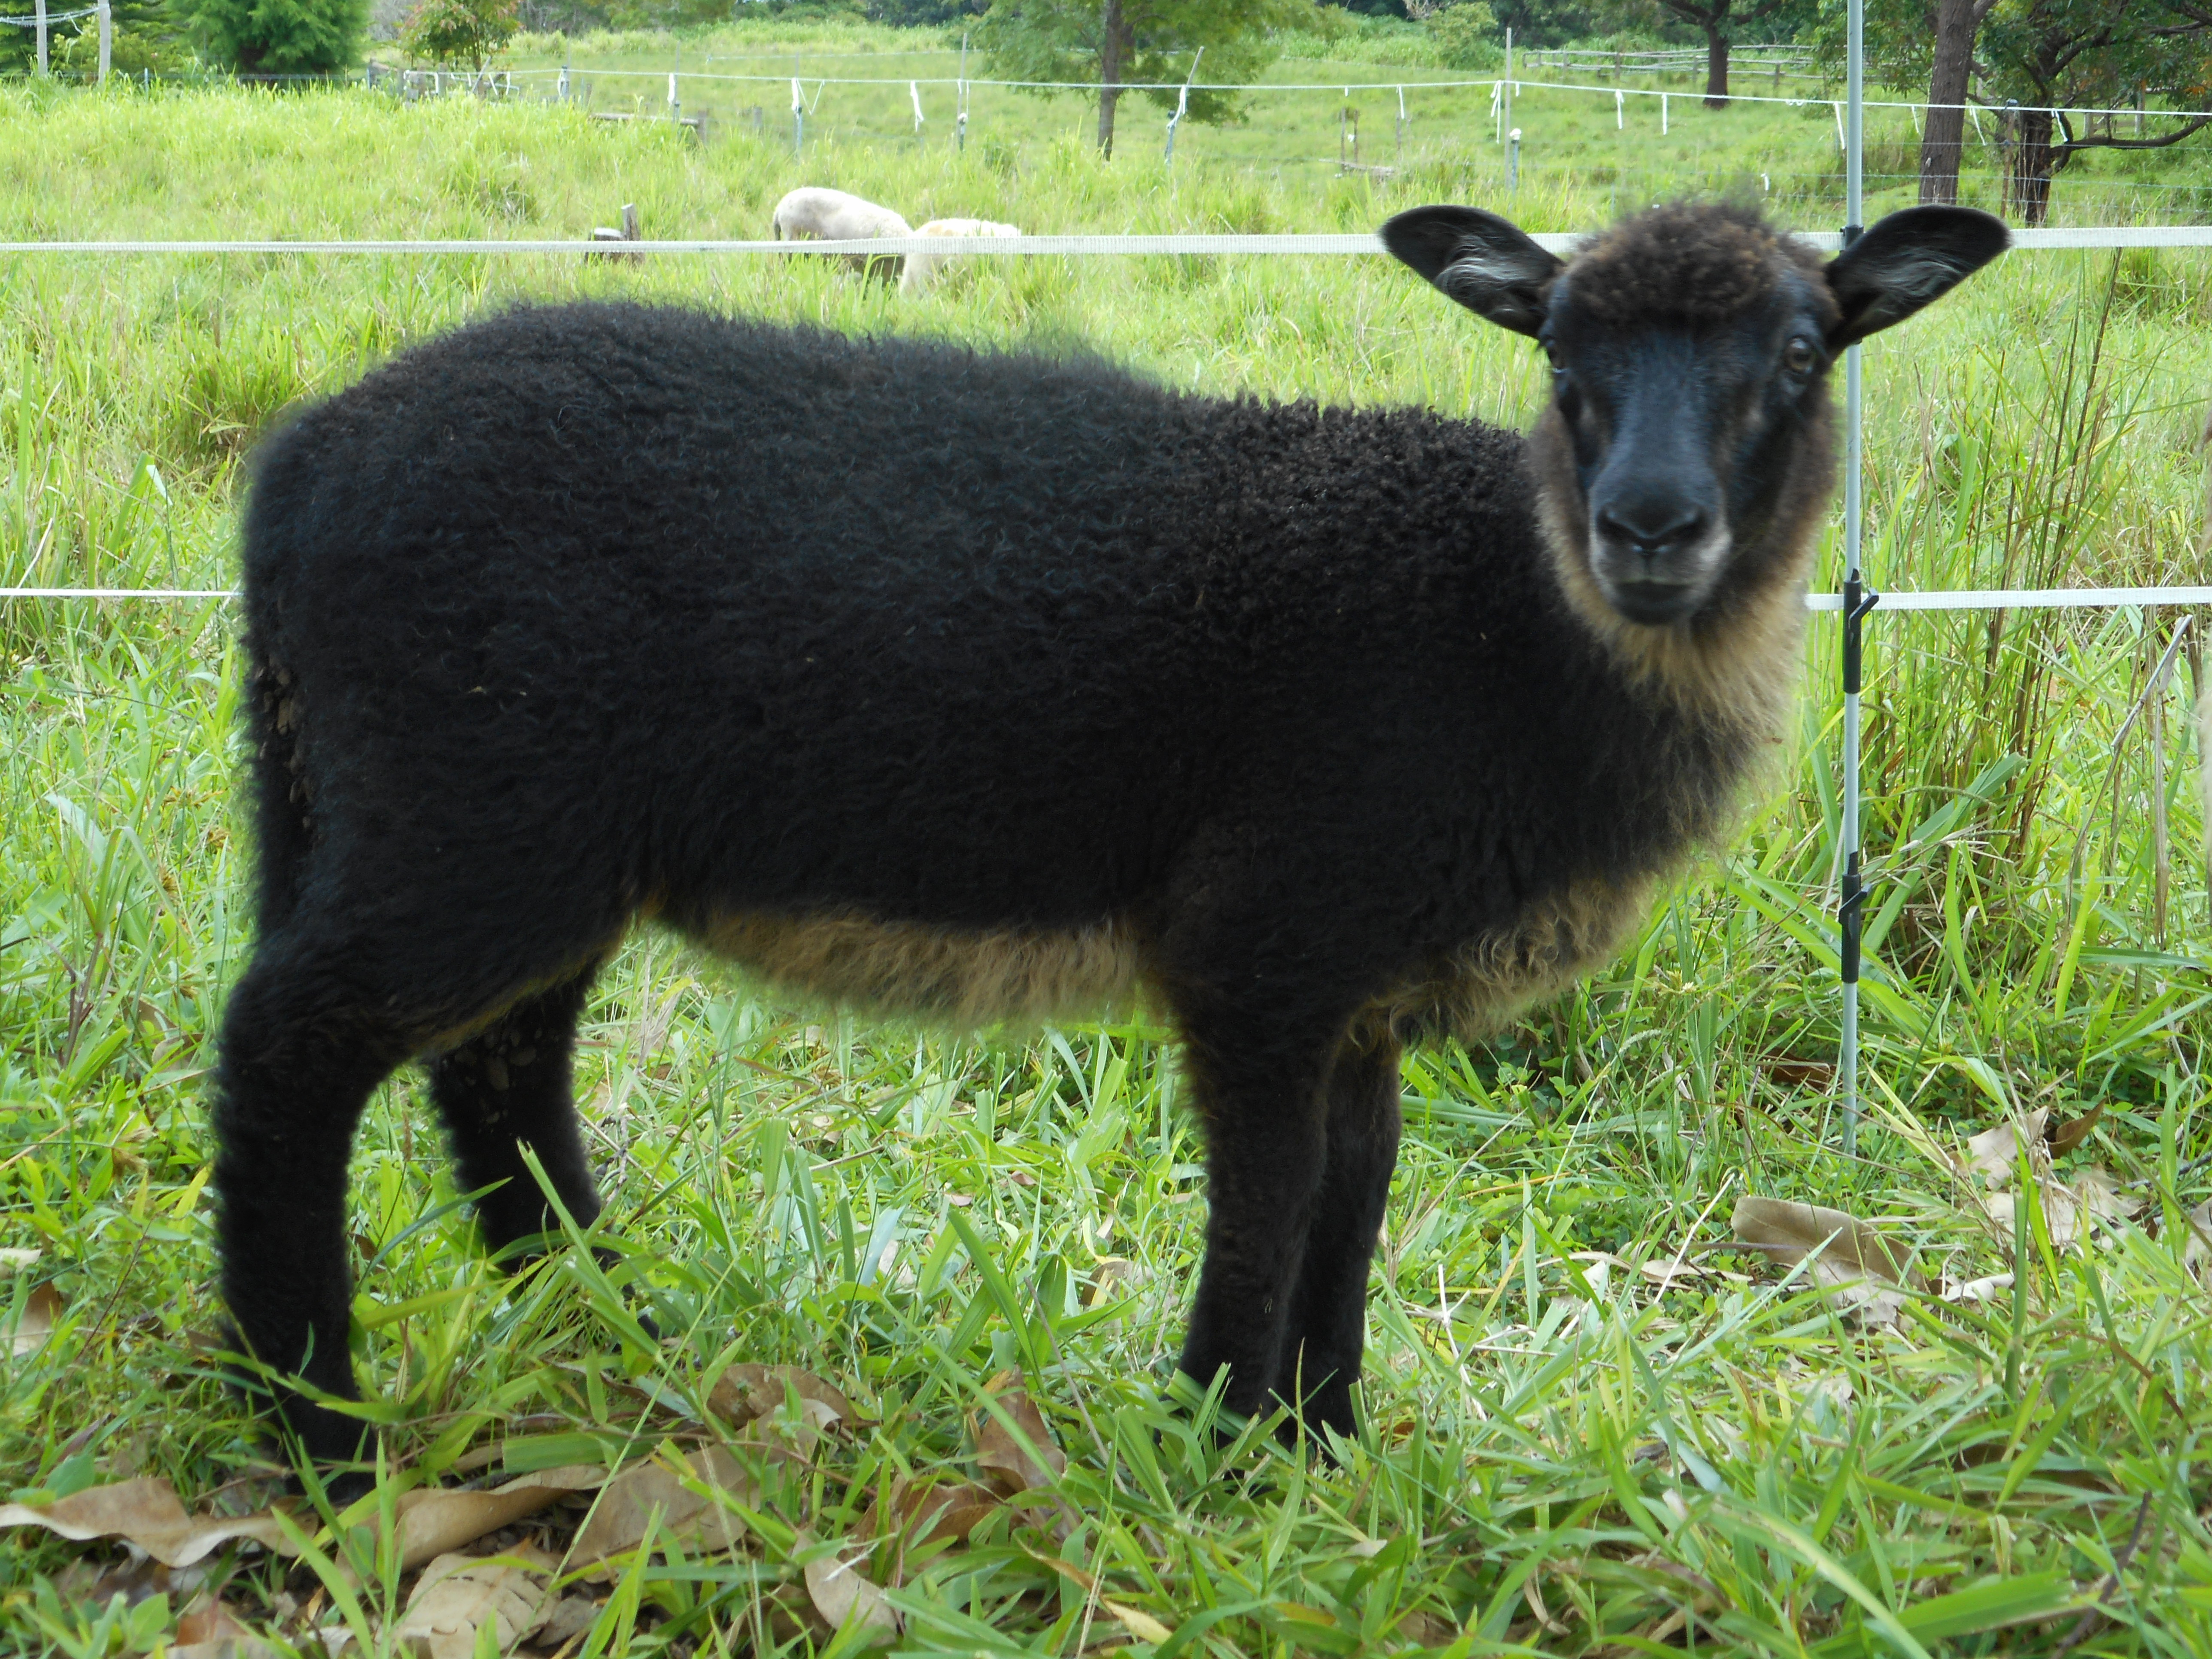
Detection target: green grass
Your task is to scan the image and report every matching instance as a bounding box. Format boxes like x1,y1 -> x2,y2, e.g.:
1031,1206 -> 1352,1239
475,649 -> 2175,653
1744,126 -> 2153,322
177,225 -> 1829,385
3,50 -> 2212,1656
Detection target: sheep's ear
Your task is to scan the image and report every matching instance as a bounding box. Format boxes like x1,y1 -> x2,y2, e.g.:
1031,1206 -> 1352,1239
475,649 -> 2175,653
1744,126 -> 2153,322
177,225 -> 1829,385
1381,205 -> 1563,338
1825,206 -> 2008,348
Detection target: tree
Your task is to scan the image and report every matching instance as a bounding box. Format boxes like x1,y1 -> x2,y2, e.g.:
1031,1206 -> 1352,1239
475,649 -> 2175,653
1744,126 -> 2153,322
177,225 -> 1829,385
1654,0 -> 1790,105
178,0 -> 370,73
1977,0 -> 2212,225
1609,0 -> 1815,105
973,0 -> 1307,157
400,0 -> 519,72
1916,0 -> 1997,203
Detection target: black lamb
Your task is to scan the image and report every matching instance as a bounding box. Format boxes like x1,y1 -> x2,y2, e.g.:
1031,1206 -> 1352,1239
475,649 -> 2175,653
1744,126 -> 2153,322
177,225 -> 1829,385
213,200 -> 2008,1469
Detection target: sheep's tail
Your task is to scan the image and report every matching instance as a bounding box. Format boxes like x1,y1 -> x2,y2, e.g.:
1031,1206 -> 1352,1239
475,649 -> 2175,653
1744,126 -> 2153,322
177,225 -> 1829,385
236,444 -> 320,939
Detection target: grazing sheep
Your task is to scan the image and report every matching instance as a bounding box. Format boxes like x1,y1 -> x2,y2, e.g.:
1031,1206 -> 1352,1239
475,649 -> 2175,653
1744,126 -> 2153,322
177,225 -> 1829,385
899,217 -> 1023,295
770,185 -> 912,281
216,201 -> 2005,1469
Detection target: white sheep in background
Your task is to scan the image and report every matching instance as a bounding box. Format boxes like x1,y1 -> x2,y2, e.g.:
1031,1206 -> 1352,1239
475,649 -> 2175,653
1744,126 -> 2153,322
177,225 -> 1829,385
899,218 -> 1023,295
770,186 -> 912,281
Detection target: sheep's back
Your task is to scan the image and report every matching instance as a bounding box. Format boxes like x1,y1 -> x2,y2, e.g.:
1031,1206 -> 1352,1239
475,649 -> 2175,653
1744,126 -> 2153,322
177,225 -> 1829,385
241,304 -> 1229,927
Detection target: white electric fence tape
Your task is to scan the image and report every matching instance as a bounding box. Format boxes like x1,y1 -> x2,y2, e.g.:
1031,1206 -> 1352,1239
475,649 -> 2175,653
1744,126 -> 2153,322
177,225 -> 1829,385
11,587 -> 2212,608
6,227 -> 2212,256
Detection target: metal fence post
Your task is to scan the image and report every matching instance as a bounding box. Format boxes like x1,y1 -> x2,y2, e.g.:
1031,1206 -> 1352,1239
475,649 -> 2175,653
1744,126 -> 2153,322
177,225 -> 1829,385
1839,0 -> 1869,1155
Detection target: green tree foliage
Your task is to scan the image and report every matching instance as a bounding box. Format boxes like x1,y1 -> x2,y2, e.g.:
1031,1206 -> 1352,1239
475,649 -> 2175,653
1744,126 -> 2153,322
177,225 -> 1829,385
178,0 -> 370,73
0,0 -> 177,76
1829,0 -> 2212,225
400,0 -> 520,71
974,0 -> 1308,156
1420,0 -> 1502,69
1980,0 -> 2212,224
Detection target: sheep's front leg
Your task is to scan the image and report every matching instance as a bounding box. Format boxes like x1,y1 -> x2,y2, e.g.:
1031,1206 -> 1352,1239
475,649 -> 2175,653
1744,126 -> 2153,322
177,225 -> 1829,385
1173,1021 -> 1339,1430
1273,1034 -> 1402,1442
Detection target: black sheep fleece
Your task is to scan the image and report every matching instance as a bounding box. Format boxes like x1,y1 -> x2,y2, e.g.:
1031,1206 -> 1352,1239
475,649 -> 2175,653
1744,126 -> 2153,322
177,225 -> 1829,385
210,233 -> 1920,1465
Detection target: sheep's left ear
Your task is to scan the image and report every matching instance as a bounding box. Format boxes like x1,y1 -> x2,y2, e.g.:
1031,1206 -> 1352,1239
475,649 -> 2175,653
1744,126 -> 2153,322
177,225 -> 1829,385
1382,205 -> 1564,338
1824,206 -> 2009,349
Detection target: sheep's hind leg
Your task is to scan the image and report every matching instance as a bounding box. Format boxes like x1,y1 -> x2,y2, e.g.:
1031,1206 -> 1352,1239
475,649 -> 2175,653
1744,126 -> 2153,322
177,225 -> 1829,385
1272,1033 -> 1403,1446
427,961 -> 607,1264
213,923 -> 446,1470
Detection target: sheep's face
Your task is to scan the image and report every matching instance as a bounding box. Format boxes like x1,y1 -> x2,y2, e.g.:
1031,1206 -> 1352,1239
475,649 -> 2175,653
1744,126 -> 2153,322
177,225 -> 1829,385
1382,201 -> 2008,631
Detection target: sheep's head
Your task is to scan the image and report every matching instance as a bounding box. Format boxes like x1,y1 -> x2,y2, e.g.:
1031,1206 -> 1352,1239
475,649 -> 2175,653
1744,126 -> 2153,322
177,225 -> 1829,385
1382,201 -> 2008,629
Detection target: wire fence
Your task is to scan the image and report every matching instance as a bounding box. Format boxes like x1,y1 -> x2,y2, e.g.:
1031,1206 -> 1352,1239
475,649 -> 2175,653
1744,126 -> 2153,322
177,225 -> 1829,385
410,61 -> 2212,227
6,85 -> 2212,1125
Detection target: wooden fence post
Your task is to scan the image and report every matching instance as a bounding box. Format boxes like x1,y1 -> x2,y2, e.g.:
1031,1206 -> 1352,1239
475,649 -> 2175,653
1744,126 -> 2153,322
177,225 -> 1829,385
34,0 -> 48,77
97,0 -> 111,83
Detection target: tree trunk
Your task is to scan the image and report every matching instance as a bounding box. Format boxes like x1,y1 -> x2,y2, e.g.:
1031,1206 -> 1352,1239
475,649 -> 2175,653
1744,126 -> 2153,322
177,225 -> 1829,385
1097,0 -> 1124,157
2007,104 -> 2054,227
1703,23 -> 1728,108
1917,0 -> 1977,204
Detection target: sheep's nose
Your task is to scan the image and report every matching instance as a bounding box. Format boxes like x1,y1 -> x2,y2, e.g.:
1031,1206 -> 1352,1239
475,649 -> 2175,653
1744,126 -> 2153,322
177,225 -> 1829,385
1594,499 -> 1710,559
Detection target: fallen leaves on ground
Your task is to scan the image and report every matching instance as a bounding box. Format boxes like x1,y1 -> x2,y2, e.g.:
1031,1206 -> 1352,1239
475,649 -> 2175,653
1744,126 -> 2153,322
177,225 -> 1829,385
1983,1167 -> 2141,1251
1104,1598 -> 1174,1644
392,1549 -> 557,1659
387,1464 -> 608,1571
172,1595 -> 284,1658
801,1533 -> 901,1642
968,1370 -> 1066,1497
7,1279 -> 61,1356
1959,1108 -> 2139,1252
0,1476 -> 299,1568
2183,1200 -> 2212,1282
1728,1197 -> 1916,1326
1085,1257 -> 1144,1307
706,1363 -> 858,1433
1942,1270 -> 2015,1304
568,1443 -> 754,1569
1962,1109 -> 2050,1185
858,1475 -> 1002,1549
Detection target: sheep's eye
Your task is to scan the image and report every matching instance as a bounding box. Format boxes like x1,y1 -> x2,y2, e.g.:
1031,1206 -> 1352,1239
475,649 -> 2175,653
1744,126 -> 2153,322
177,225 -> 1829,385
1784,337 -> 1816,374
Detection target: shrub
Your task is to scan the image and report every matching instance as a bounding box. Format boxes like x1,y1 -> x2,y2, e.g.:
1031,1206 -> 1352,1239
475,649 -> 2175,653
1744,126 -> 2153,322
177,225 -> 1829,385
1422,0 -> 1499,69
178,0 -> 369,73
399,0 -> 519,70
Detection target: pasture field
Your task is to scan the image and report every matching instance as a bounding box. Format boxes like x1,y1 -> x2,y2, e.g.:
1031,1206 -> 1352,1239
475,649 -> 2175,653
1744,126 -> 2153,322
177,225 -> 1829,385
490,15 -> 2205,225
3,56 -> 2212,1656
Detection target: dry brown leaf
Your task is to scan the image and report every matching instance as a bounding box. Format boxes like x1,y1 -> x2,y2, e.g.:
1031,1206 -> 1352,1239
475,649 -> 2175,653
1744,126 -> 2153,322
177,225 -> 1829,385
859,1476 -> 1001,1547
1086,1258 -> 1144,1308
391,1464 -> 608,1571
1394,1608 -> 1459,1647
1942,1271 -> 2014,1304
1984,1167 -> 2140,1253
1962,1109 -> 2050,1187
1103,1599 -> 1174,1645
534,1594 -> 602,1653
1762,1057 -> 1835,1091
394,1550 -> 555,1659
739,1395 -> 844,1464
9,1281 -> 61,1357
0,1476 -> 298,1568
969,1370 -> 1066,1498
2183,1200 -> 2212,1281
802,1537 -> 901,1642
706,1363 -> 857,1431
171,1597 -> 284,1659
2048,1105 -> 2106,1158
568,1445 -> 754,1568
1729,1197 -> 1914,1326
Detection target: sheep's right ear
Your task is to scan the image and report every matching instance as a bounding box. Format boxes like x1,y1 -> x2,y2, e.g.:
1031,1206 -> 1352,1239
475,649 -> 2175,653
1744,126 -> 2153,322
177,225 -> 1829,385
1381,206 -> 1564,338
